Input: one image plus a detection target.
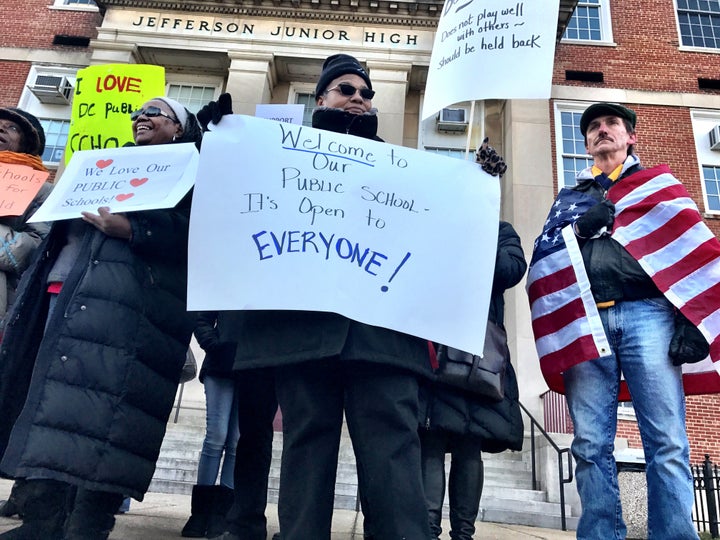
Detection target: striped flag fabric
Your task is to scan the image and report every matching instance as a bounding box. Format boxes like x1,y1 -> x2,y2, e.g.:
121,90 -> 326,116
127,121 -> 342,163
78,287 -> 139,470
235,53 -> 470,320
528,164 -> 720,398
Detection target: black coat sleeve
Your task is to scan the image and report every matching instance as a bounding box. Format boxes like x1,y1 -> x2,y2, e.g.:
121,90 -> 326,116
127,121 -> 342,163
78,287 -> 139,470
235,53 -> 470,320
194,311 -> 220,353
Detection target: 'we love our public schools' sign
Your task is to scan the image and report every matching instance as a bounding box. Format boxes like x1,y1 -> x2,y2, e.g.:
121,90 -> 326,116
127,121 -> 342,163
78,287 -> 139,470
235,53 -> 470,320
28,143 -> 198,223
188,115 -> 500,355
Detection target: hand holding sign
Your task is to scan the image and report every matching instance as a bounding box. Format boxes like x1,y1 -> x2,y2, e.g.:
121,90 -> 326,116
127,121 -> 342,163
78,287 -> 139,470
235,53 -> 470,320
81,206 -> 132,239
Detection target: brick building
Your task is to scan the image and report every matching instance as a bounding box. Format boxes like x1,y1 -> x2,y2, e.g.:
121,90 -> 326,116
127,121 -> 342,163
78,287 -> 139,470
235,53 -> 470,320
1,0 -> 719,466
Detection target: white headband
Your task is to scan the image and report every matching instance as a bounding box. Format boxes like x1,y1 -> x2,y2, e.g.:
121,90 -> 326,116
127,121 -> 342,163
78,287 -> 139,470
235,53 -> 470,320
155,97 -> 189,129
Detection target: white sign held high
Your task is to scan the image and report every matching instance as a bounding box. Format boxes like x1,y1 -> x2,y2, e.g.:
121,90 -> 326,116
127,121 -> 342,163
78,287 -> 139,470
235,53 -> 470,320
422,0 -> 561,120
188,114 -> 500,355
255,103 -> 305,125
28,144 -> 199,222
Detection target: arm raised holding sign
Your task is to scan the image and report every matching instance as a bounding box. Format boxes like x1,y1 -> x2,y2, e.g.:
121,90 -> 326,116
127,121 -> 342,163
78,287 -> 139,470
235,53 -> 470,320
0,97 -> 204,540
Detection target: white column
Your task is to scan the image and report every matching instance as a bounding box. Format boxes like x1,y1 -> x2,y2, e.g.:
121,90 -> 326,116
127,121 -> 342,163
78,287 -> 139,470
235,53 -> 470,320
226,52 -> 275,116
366,61 -> 411,146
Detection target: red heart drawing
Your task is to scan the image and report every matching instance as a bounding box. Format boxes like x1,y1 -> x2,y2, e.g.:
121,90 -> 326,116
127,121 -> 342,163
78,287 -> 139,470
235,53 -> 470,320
116,193 -> 134,202
130,177 -> 148,187
96,159 -> 113,169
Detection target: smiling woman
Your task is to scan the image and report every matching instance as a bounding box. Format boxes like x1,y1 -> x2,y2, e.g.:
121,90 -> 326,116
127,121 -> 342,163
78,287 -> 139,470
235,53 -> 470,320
0,98 -> 203,539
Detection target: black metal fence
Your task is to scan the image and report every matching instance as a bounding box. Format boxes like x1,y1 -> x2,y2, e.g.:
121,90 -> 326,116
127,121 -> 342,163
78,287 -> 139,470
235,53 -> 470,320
693,454 -> 720,538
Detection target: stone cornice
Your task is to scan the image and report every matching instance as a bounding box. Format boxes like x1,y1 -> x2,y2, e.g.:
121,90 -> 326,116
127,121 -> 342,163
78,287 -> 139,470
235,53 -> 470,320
95,0 -> 443,26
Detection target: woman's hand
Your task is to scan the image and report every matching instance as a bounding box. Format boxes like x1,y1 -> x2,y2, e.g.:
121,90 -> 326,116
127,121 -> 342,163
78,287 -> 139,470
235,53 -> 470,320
81,207 -> 132,240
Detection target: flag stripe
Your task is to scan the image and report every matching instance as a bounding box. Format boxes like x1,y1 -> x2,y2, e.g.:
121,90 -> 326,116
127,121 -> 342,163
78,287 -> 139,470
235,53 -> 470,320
650,238 -> 720,291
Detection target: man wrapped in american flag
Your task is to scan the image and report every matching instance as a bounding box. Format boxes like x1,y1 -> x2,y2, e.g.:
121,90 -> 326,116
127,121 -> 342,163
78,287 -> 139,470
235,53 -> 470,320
527,102 -> 720,539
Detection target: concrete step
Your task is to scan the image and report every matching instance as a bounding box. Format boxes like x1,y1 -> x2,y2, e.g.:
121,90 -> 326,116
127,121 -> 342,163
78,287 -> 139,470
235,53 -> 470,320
152,415 -> 578,531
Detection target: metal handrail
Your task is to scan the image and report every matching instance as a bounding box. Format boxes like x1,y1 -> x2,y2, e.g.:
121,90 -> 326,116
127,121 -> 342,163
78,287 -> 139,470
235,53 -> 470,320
518,401 -> 574,531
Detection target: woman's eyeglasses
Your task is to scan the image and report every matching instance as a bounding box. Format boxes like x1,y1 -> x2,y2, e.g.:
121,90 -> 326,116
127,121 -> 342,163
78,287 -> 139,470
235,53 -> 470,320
130,106 -> 180,123
326,83 -> 375,101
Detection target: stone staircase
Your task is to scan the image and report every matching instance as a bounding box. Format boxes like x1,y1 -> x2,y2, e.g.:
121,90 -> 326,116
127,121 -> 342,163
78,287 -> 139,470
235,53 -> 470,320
149,409 -> 578,531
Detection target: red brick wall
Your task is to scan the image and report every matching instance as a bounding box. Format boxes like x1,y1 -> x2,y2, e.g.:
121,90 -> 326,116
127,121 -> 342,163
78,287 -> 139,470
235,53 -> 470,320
0,0 -> 100,50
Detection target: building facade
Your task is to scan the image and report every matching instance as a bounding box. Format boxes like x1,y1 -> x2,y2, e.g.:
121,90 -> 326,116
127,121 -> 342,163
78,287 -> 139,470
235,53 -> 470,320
2,0 -> 720,463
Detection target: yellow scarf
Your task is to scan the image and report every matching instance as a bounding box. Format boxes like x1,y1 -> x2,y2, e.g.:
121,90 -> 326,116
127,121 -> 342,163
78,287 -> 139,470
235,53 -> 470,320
591,163 -> 623,182
0,151 -> 47,172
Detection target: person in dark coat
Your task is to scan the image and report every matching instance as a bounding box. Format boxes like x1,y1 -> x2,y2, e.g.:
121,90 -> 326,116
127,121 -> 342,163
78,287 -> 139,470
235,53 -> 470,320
212,54 -> 433,540
0,107 -> 52,521
0,97 -> 202,540
181,311 -> 239,538
419,220 -> 527,540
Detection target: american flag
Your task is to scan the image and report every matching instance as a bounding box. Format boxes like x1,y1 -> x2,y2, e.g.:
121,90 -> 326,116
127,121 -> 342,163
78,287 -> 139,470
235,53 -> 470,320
528,164 -> 720,398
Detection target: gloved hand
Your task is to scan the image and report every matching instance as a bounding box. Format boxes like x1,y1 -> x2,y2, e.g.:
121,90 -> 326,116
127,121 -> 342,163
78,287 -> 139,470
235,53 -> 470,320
197,93 -> 233,131
574,200 -> 615,238
669,311 -> 709,366
475,137 -> 507,177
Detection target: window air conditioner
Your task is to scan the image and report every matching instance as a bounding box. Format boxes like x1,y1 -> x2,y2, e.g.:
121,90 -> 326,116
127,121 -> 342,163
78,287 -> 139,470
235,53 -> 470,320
710,125 -> 720,151
436,107 -> 468,133
28,75 -> 73,105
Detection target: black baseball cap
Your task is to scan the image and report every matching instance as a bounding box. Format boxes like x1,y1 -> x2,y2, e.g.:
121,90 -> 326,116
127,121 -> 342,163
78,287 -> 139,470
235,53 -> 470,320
580,102 -> 637,136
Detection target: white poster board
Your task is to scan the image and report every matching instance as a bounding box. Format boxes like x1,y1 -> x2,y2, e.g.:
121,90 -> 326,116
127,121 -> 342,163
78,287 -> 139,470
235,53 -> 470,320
29,144 -> 199,222
255,103 -> 305,125
188,115 -> 500,354
422,0 -> 561,120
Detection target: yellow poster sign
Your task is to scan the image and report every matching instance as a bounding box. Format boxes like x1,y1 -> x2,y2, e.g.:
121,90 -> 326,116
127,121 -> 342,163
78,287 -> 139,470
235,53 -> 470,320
65,64 -> 166,164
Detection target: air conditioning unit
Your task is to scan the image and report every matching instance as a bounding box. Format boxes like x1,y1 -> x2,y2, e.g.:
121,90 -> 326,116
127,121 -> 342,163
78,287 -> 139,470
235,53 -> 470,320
710,125 -> 720,151
436,107 -> 468,133
28,75 -> 73,105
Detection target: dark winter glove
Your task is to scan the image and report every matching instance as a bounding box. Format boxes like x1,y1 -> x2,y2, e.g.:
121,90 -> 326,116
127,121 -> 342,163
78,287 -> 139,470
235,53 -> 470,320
669,311 -> 709,366
574,199 -> 615,238
197,93 -> 233,131
475,137 -> 507,177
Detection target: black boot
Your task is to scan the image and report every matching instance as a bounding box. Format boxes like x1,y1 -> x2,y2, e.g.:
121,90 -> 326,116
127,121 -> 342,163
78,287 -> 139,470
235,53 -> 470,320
63,488 -> 124,540
447,448 -> 483,540
205,485 -> 233,538
0,479 -> 69,540
181,485 -> 215,538
420,430 -> 448,540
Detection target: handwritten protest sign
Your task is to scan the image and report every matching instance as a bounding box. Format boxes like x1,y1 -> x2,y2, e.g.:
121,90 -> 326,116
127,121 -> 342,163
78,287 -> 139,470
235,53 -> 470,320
0,162 -> 49,217
65,64 -> 166,164
255,104 -> 305,125
422,0 -> 561,120
188,115 -> 500,355
28,143 -> 198,223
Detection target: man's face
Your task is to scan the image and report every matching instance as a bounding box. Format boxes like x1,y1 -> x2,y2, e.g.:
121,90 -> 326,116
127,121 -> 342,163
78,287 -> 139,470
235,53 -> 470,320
584,114 -> 636,158
315,73 -> 372,115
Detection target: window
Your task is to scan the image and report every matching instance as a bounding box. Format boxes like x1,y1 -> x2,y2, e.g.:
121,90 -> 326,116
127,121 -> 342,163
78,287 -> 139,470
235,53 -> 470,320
562,0 -> 613,43
424,147 -> 473,160
166,84 -> 216,116
691,110 -> 720,214
294,92 -> 316,127
677,0 -> 720,49
52,0 -> 98,8
554,104 -> 593,189
39,119 -> 70,165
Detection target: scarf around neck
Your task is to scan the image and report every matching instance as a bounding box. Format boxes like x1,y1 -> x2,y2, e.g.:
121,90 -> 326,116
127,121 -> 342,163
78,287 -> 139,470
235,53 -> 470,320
0,151 -> 48,172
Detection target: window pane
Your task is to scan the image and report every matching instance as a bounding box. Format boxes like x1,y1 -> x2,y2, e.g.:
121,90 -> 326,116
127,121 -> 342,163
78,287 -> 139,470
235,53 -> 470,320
678,1 -> 720,49
294,93 -> 315,127
563,1 -> 604,41
704,165 -> 720,210
64,0 -> 96,4
558,109 -> 592,189
425,147 -> 472,160
39,118 -> 70,164
166,85 -> 217,116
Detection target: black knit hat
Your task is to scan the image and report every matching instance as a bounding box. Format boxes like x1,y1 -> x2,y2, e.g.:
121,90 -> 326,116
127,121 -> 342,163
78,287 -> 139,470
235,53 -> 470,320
315,54 -> 372,99
580,102 -> 637,136
0,107 -> 45,156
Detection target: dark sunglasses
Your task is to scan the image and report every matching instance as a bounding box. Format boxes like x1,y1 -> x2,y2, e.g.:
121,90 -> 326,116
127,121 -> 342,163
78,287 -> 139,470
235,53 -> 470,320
326,83 -> 375,100
130,106 -> 179,123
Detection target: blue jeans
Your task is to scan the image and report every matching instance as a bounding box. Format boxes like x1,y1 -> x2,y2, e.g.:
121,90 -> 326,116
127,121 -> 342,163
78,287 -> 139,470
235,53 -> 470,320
564,298 -> 698,540
197,374 -> 240,488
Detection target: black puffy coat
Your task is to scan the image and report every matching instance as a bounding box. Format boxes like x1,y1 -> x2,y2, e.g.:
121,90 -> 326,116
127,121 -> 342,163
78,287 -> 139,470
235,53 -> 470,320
420,221 -> 526,453
220,107 -> 430,377
0,206 -> 194,500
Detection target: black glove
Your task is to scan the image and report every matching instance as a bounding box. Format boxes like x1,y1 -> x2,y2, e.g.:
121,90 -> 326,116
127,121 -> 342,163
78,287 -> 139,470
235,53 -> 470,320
574,200 -> 615,238
197,93 -> 233,131
669,311 -> 709,366
475,137 -> 507,177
